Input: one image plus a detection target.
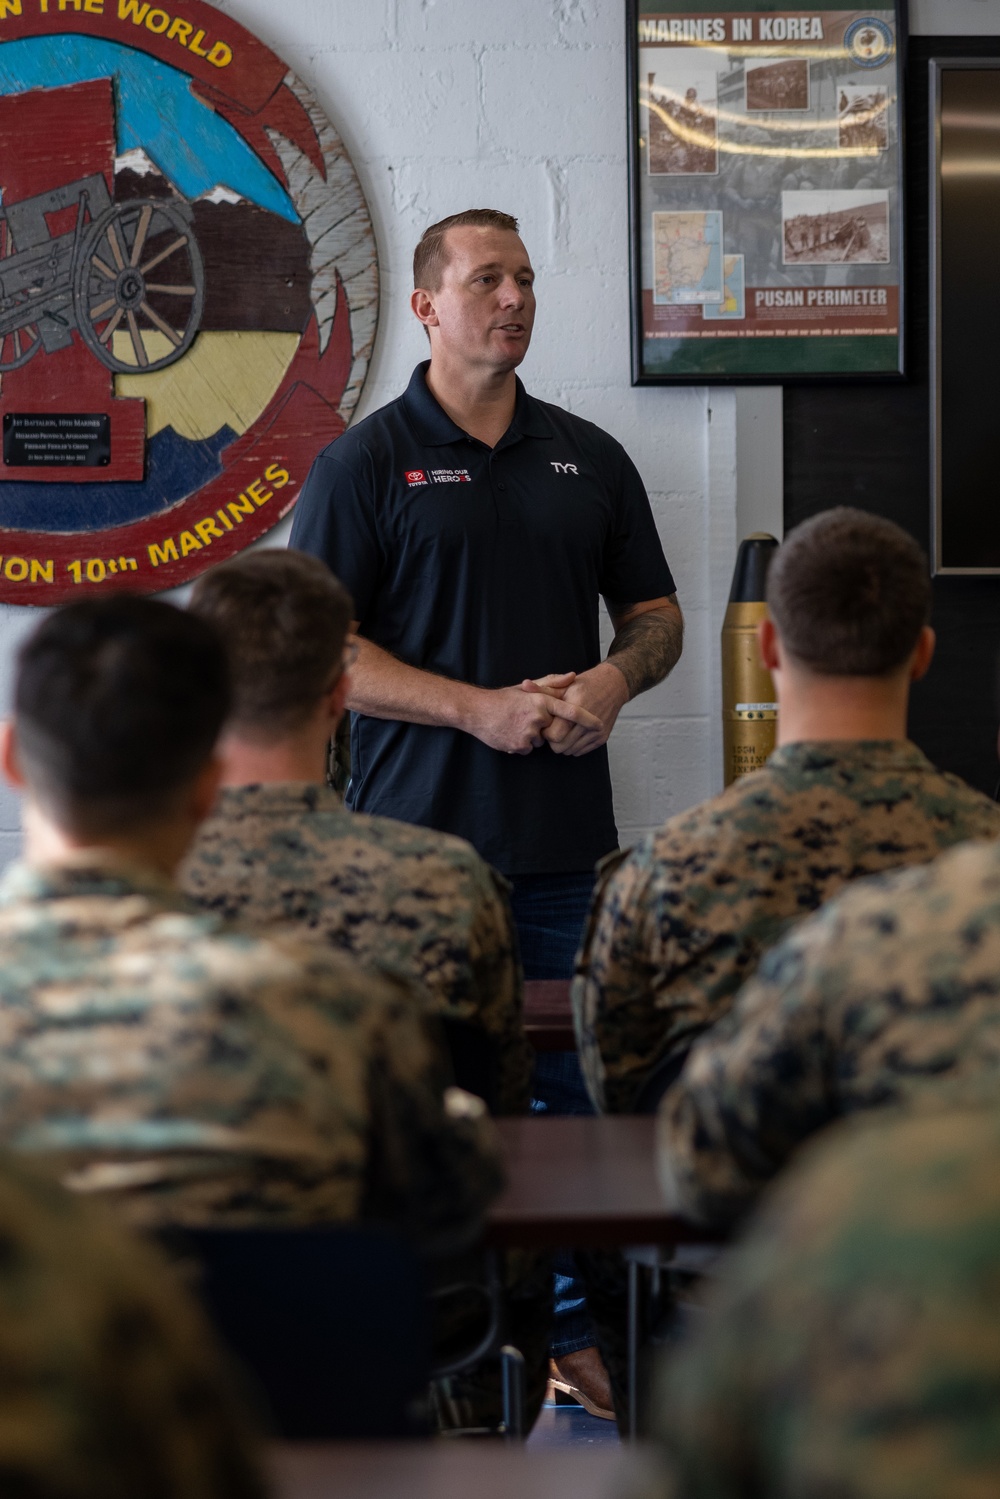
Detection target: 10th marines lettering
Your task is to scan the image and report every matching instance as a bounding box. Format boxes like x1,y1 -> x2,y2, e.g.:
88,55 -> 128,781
0,463 -> 291,593
147,463 -> 291,568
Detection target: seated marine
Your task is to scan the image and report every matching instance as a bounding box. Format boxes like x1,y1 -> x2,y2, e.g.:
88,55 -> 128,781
181,547 -> 533,1117
0,595 -> 501,1248
179,548 -> 548,1429
575,507 -> 1000,1114
651,1102 -> 1000,1498
657,828 -> 1000,1230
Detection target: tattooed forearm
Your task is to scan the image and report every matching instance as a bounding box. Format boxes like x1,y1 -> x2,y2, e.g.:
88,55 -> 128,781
607,596 -> 684,699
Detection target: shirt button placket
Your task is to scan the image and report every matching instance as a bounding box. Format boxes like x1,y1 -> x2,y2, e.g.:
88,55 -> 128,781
488,453 -> 507,516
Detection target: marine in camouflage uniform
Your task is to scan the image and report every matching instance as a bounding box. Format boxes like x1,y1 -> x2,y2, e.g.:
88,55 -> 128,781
183,792 -> 551,1431
651,1103 -> 1000,1498
181,783 -> 533,1116
658,834 -> 1000,1230
0,852 -> 547,1433
575,740 -> 1000,1114
0,1152 -> 263,1498
0,854 -> 501,1247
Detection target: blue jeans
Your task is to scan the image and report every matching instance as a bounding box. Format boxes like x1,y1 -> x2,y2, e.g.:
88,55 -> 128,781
509,871 -> 599,1360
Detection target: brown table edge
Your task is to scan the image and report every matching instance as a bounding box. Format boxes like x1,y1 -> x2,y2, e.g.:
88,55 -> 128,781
483,1213 -> 727,1250
524,1022 -> 577,1052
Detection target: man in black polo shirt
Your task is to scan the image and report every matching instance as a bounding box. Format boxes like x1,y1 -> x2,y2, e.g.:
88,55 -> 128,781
290,208 -> 683,1416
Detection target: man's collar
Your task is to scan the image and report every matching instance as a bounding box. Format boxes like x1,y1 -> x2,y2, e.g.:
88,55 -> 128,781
0,850 -> 181,908
401,361 -> 555,446
214,782 -> 343,816
767,739 -> 934,774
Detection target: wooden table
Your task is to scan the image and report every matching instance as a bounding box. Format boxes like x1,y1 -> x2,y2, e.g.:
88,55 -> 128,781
485,1115 -> 715,1249
485,1115 -> 722,1436
523,979 -> 576,1051
270,1441 -> 659,1499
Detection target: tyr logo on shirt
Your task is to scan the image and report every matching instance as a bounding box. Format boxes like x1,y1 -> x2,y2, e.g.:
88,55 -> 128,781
551,462 -> 579,475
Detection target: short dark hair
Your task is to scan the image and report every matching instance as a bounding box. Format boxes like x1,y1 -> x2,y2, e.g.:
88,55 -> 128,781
188,549 -> 354,739
766,507 -> 931,676
413,208 -> 520,290
15,597 -> 230,836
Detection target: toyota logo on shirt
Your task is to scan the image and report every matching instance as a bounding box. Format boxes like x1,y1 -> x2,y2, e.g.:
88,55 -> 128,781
404,468 -> 472,487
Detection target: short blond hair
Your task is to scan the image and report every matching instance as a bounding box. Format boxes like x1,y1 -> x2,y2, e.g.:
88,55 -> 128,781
413,209 -> 520,290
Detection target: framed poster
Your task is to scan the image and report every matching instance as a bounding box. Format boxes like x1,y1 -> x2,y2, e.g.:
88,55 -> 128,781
930,59 -> 1000,574
0,0 -> 377,603
628,2 -> 907,383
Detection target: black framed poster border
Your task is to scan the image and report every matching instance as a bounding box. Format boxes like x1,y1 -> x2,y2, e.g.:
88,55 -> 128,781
627,0 -> 909,385
929,54 -> 1000,577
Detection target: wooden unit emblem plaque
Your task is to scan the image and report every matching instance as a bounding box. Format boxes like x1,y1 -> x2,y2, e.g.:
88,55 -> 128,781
0,0 -> 377,600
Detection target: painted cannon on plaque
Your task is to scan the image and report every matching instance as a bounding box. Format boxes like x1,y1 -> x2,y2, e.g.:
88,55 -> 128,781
0,0 -> 377,600
0,173 -> 203,374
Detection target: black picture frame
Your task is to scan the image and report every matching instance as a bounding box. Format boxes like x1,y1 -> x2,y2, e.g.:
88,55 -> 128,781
929,56 -> 1000,575
627,2 -> 908,384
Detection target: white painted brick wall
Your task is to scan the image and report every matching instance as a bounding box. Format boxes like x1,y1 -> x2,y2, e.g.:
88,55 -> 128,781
0,0 -> 759,868
0,1 -> 983,869
216,0 -> 728,855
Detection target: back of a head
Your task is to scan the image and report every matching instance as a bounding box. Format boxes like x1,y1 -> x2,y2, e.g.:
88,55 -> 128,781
766,507 -> 931,676
413,207 -> 520,290
15,596 -> 230,837
188,549 -> 353,742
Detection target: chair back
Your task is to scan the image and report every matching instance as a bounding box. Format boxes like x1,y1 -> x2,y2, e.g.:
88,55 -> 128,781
168,1224 -> 431,1439
440,1016 -> 499,1112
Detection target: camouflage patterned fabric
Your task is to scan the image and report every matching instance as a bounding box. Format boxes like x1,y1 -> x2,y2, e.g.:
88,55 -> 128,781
182,784 -> 533,1115
0,853 -> 502,1251
0,1152 -> 263,1498
658,835 -> 1000,1230
652,1104 -> 1000,1499
575,740 -> 1000,1113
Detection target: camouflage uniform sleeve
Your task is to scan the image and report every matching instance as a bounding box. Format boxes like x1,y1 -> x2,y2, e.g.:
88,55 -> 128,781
467,867 -> 534,1115
573,848 -> 647,1112
352,969 -> 507,1256
653,1105 -> 1000,1496
0,1157 -> 265,1499
656,914 -> 840,1228
652,1275 -> 758,1493
575,845 -> 727,1115
650,1149 -> 812,1492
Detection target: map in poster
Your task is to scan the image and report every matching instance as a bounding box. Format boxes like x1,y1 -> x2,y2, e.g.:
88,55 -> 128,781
652,210 -> 724,303
633,6 -> 903,379
703,253 -> 746,320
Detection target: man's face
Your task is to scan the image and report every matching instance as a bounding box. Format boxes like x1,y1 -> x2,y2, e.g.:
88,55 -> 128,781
416,226 -> 536,373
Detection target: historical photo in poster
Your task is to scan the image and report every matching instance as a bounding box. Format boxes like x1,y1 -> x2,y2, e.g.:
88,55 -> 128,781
782,189 -> 890,263
745,57 -> 810,111
646,64 -> 719,174
629,4 -> 905,382
839,85 -> 889,150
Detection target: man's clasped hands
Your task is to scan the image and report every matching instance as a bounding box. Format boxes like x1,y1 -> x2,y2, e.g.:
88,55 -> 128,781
477,664 -> 630,758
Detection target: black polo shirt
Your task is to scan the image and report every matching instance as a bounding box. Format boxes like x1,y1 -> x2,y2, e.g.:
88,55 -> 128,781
289,362 -> 676,876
